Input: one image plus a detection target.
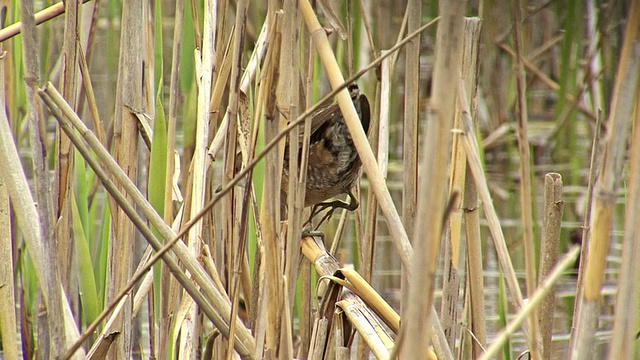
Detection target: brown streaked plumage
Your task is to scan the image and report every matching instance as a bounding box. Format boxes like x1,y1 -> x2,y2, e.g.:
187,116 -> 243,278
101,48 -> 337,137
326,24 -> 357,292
281,84 -> 370,221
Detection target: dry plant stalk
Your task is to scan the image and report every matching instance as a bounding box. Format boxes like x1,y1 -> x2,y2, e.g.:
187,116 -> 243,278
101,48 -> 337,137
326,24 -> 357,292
18,0 -> 69,357
510,1 -> 541,357
402,0 -> 420,315
301,236 -> 438,360
404,0 -> 464,358
457,18 -> 487,358
442,17 -> 482,351
220,0 -> 249,357
570,2 -> 640,358
108,0 -> 145,355
336,296 -> 393,358
0,43 -> 21,360
57,0 -> 80,305
459,85 -> 528,334
180,0 -> 217,355
0,0 -> 92,42
281,0 -> 304,317
609,87 -> 640,359
257,10 -> 284,356
538,173 -> 563,359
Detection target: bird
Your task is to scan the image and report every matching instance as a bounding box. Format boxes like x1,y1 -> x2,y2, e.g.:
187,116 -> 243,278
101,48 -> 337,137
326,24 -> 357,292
281,84 -> 371,225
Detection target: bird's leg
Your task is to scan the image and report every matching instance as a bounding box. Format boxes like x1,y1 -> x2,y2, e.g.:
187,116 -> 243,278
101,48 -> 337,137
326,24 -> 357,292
304,191 -> 359,229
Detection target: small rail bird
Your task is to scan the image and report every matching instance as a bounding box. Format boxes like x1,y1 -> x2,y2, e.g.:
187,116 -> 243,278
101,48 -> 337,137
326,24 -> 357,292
281,84 -> 370,224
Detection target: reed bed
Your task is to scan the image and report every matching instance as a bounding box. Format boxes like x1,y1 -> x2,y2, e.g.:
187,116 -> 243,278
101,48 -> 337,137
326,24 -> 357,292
1,0 -> 638,359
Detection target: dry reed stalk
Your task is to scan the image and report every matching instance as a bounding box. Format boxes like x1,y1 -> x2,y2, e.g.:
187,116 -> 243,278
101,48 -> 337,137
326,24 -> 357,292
208,22 -> 269,160
0,120 -> 83,356
463,159 -> 486,360
570,3 -> 640,358
35,97 -> 169,356
402,0 -> 420,317
299,0 -> 413,273
357,0 -> 383,293
585,0 -> 604,112
358,64 -> 384,282
298,260 -> 313,357
358,13 -> 382,358
222,0 -> 249,357
18,0 -> 69,356
304,235 -> 446,359
340,268 -> 399,333
257,10 -> 284,356
480,246 -> 580,360
179,0 -> 216,353
108,0 -> 145,355
403,0 -> 464,358
57,0 -> 80,299
40,84 -> 257,358
510,1 -> 541,358
441,17 -> 482,352
209,31 -> 235,126
336,296 -> 393,358
355,39 -> 378,360
281,0 -> 305,316
231,96 -> 256,359
454,18 -> 487,359
0,0 -> 92,42
459,84 -> 528,332
299,22 -> 317,359
538,173 -> 563,359
570,110 -> 602,332
301,235 -> 438,359
211,0 -> 230,113
609,87 -> 640,359
0,43 -> 20,360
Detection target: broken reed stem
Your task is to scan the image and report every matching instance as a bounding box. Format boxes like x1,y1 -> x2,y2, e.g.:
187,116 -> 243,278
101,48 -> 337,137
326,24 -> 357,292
538,173 -> 564,359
